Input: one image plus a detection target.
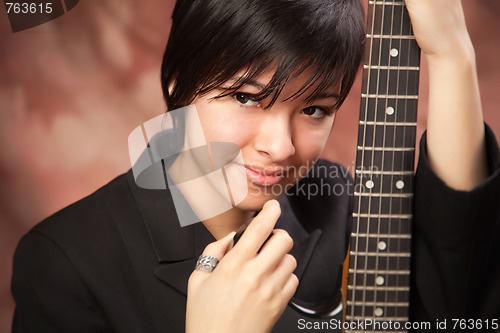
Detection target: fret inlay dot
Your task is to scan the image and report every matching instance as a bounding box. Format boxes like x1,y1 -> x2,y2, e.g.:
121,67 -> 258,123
376,276 -> 385,285
396,180 -> 405,189
366,180 -> 375,189
390,48 -> 399,57
374,307 -> 384,317
378,241 -> 387,251
386,106 -> 395,116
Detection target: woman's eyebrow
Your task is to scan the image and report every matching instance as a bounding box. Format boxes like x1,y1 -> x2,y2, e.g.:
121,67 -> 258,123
226,77 -> 266,90
313,92 -> 340,100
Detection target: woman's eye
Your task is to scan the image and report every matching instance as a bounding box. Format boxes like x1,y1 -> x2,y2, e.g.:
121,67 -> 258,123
234,92 -> 260,107
302,106 -> 328,119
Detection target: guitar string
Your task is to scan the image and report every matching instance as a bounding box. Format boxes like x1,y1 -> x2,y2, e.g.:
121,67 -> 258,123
398,3 -> 405,319
387,1 -> 417,320
394,0 -> 406,320
373,0 -> 415,323
371,0 -> 391,322
384,1 -> 409,321
355,0 -> 377,317
363,3 -> 389,320
379,0 -> 399,322
349,0 -> 379,323
400,3 -> 417,319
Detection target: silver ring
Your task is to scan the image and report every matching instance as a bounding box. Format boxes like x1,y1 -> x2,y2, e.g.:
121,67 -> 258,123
195,254 -> 219,272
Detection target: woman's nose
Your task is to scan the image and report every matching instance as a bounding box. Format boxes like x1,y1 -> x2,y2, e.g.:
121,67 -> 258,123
254,114 -> 296,162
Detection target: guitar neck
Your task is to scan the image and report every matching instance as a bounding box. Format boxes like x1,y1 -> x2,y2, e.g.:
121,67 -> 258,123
345,0 -> 421,330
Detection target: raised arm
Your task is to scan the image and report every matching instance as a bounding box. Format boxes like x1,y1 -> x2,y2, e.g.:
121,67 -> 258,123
404,1 -> 500,328
405,0 -> 488,190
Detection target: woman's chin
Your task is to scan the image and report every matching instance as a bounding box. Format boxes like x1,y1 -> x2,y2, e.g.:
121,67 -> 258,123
233,185 -> 286,212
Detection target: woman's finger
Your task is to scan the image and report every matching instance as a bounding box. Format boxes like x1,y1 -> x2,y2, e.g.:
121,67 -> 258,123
252,229 -> 294,274
262,253 -> 297,290
201,231 -> 236,259
231,200 -> 281,259
190,231 -> 236,284
281,273 -> 299,305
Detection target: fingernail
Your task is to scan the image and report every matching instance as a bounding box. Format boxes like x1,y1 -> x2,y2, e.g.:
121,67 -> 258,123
268,199 -> 280,207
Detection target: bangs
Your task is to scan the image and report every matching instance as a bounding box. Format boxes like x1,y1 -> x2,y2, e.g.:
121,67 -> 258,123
199,54 -> 352,110
162,0 -> 365,111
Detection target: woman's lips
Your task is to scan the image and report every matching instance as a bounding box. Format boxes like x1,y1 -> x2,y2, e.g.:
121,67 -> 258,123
244,166 -> 285,186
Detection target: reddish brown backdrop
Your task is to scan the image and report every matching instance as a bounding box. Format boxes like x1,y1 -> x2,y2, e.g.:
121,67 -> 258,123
1,1 -> 499,332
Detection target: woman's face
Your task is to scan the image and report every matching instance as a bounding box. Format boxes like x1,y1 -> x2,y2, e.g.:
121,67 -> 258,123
193,68 -> 339,212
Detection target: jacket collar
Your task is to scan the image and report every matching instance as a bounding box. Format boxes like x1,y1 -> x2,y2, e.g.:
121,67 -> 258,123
126,169 -> 321,297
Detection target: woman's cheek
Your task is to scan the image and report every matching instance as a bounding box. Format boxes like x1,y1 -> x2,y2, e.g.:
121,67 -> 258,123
203,120 -> 252,147
294,126 -> 332,159
196,102 -> 256,147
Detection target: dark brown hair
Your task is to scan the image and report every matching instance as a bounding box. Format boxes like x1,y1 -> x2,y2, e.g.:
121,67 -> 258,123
161,0 -> 365,110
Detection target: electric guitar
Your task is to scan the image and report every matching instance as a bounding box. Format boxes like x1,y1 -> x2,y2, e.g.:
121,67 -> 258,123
345,0 -> 421,331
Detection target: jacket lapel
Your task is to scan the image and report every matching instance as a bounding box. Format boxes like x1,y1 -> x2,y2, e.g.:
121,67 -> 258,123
152,223 -> 216,296
277,195 -> 322,281
127,169 -> 322,297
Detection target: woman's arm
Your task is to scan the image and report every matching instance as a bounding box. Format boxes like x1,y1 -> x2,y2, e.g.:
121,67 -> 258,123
405,0 -> 488,190
405,1 -> 500,328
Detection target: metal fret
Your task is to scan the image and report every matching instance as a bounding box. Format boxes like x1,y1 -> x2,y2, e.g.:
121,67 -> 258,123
357,146 -> 415,152
366,34 -> 416,40
359,120 -> 417,126
351,233 -> 412,239
352,213 -> 412,219
349,269 -> 411,275
364,65 -> 420,71
348,285 -> 410,291
355,170 -> 414,176
347,301 -> 409,307
361,94 -> 418,99
350,251 -> 411,257
354,192 -> 413,198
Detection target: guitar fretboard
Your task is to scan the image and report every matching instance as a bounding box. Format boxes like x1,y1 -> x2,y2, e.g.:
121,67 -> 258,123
346,0 -> 421,331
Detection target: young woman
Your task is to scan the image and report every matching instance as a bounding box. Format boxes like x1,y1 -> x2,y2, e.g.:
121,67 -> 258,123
12,0 -> 500,332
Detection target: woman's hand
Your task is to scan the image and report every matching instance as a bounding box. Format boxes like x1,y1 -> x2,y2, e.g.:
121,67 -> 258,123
186,200 -> 298,333
405,0 -> 488,190
404,0 -> 473,61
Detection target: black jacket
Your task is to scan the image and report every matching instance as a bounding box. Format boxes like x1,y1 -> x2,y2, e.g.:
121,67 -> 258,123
11,127 -> 500,332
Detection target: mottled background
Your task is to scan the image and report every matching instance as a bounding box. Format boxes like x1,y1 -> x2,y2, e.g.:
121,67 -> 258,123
0,1 -> 499,331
